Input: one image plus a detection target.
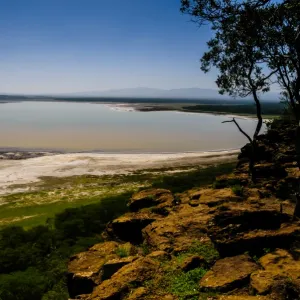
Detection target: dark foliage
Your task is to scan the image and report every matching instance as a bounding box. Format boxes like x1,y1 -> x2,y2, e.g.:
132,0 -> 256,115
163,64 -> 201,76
0,192 -> 130,300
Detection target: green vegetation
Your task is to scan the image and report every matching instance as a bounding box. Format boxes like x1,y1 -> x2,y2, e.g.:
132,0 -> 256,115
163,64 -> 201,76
212,177 -> 242,189
115,246 -> 130,258
176,241 -> 219,265
0,162 -> 234,299
0,192 -> 130,300
151,162 -> 236,193
168,268 -> 207,300
0,162 -> 236,228
145,241 -> 219,299
231,185 -> 244,196
182,103 -> 282,117
0,173 -> 148,228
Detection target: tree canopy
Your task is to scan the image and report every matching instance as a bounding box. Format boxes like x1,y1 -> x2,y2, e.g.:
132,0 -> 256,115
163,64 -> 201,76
181,0 -> 300,121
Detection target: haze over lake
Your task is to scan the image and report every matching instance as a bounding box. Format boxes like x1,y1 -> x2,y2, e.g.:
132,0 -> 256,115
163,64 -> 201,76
0,101 -> 262,152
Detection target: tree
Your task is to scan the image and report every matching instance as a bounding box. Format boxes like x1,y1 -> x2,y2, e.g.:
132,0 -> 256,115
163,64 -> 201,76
181,0 -> 300,213
181,0 -> 276,181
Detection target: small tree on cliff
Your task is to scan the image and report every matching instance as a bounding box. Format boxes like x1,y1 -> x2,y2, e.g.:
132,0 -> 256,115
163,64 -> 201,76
181,0 -> 276,182
181,0 -> 300,214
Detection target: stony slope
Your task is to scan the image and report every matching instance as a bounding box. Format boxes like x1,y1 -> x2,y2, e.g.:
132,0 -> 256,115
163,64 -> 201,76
67,120 -> 300,300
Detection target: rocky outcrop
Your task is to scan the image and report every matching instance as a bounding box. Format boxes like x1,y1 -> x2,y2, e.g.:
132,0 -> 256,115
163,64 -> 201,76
143,203 -> 212,252
126,287 -> 148,299
87,257 -> 159,300
128,188 -> 174,212
199,254 -> 259,292
106,211 -> 159,244
250,249 -> 300,295
67,241 -> 120,298
198,188 -> 242,207
147,250 -> 171,261
208,207 -> 298,257
180,255 -> 206,272
67,120 -> 300,299
102,256 -> 137,281
254,163 -> 287,179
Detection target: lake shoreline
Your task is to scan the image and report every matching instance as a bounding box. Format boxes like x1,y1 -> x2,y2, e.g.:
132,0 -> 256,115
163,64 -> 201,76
0,150 -> 239,195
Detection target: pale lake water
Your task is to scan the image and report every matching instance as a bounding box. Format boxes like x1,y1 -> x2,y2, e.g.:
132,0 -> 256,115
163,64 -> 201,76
0,101 -> 264,153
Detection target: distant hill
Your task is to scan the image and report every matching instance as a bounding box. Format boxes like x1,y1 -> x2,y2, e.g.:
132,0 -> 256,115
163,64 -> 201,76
0,87 -> 280,101
59,87 -> 279,101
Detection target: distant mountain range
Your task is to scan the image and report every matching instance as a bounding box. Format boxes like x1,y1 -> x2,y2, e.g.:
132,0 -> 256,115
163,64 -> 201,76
59,87 -> 279,101
1,87 -> 280,101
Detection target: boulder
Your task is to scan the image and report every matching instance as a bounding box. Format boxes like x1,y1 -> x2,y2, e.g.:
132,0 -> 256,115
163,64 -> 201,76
87,257 -> 159,300
126,287 -> 148,299
189,199 -> 200,207
198,188 -> 242,207
180,255 -> 206,272
106,211 -> 158,244
269,278 -> 300,300
208,208 -> 297,257
211,223 -> 300,257
250,249 -> 300,295
211,209 -> 288,231
102,256 -> 138,280
143,204 -> 212,252
128,188 -> 174,212
67,241 -> 119,298
147,250 -> 171,261
199,254 -> 259,292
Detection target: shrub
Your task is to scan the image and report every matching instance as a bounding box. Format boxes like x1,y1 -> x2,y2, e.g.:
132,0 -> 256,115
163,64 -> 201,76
169,268 -> 207,300
151,163 -> 235,193
187,241 -> 219,264
115,246 -> 129,258
231,185 -> 244,196
212,178 -> 242,189
0,192 -> 132,299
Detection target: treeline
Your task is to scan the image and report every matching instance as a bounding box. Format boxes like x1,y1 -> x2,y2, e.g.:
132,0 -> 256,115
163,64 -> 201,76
182,103 -> 283,116
0,193 -> 130,300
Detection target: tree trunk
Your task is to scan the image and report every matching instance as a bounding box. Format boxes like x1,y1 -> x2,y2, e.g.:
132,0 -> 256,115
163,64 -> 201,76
249,141 -> 257,183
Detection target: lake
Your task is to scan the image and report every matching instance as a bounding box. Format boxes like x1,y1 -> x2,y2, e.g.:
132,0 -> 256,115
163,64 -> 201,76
0,101 -> 263,153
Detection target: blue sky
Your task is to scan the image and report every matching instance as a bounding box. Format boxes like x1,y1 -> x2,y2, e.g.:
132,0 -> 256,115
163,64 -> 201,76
0,0 -> 216,94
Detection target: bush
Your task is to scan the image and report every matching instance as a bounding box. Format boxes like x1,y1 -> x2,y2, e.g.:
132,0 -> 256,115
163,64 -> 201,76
169,268 -> 207,300
212,178 -> 242,189
115,246 -> 129,258
152,163 -> 235,193
231,185 -> 244,196
0,192 -> 131,299
0,268 -> 48,300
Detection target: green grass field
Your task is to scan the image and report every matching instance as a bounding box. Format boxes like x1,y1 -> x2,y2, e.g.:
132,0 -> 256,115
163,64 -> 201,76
0,162 -> 236,228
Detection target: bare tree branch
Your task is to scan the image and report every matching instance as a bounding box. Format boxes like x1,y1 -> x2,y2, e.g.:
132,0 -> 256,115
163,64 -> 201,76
222,118 -> 253,144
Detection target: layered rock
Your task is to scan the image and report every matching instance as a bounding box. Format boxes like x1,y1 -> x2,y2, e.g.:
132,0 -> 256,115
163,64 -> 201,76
199,254 -> 259,292
208,207 -> 298,257
143,203 -> 212,252
105,211 -> 159,244
250,249 -> 300,295
67,241 -> 137,298
67,241 -> 120,297
128,188 -> 174,212
87,257 -> 159,300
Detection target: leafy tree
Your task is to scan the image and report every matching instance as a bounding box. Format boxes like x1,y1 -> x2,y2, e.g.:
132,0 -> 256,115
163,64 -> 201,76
0,268 -> 48,300
181,0 -> 300,212
181,0 -> 277,181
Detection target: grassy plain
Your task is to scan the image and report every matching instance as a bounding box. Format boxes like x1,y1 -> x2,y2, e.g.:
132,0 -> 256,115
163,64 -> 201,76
0,162 -> 236,228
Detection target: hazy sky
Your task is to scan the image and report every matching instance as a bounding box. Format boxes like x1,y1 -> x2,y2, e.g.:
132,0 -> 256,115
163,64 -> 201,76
0,0 -> 216,94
